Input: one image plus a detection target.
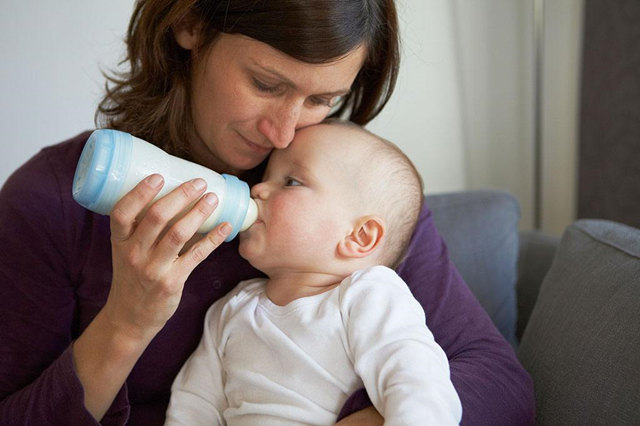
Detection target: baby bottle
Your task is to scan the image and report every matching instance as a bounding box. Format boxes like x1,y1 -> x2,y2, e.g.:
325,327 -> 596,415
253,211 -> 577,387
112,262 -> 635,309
72,129 -> 257,242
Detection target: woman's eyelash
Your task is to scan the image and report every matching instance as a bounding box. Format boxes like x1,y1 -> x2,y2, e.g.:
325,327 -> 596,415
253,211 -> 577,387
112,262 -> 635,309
253,78 -> 278,93
309,96 -> 333,107
253,77 -> 336,107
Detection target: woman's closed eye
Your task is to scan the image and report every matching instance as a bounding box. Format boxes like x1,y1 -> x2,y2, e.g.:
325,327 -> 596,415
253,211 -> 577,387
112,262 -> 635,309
253,77 -> 281,94
308,95 -> 337,108
253,75 -> 337,108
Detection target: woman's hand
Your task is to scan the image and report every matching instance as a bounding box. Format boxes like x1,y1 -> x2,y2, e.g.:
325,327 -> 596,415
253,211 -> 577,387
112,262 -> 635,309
106,174 -> 231,340
73,174 -> 231,420
335,407 -> 383,426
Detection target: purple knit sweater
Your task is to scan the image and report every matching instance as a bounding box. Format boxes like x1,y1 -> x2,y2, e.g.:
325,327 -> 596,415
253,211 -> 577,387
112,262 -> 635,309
0,132 -> 534,425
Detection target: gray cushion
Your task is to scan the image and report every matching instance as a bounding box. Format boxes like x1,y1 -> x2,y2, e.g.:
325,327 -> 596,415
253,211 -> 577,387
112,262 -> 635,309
518,219 -> 640,425
426,190 -> 519,347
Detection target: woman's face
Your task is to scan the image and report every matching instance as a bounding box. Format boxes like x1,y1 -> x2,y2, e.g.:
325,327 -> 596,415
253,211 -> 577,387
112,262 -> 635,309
177,31 -> 367,175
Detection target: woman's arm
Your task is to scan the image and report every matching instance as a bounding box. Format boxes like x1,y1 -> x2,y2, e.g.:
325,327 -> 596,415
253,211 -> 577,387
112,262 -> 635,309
397,201 -> 535,424
74,174 -> 230,419
1,144 -> 110,424
0,140 -> 230,423
339,201 -> 535,425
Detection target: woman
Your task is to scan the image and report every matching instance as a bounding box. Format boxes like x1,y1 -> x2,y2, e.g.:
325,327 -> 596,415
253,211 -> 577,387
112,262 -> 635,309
0,1 -> 534,424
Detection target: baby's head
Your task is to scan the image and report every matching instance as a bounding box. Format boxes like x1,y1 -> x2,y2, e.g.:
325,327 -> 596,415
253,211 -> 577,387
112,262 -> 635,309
239,120 -> 423,277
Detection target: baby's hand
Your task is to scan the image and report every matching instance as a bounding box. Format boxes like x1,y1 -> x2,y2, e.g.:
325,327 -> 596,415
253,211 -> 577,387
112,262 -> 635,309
335,406 -> 383,426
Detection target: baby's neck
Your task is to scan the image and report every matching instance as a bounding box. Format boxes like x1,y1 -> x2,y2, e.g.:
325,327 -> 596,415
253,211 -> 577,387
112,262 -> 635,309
265,271 -> 344,306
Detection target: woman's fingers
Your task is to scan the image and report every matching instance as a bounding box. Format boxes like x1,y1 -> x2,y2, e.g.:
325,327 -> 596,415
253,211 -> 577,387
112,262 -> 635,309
132,178 -> 208,249
110,174 -> 165,241
105,177 -> 231,340
178,222 -> 233,274
153,192 -> 220,262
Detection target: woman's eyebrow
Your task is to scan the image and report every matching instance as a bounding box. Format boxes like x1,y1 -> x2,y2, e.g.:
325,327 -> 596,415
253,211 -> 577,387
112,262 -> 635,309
252,62 -> 352,97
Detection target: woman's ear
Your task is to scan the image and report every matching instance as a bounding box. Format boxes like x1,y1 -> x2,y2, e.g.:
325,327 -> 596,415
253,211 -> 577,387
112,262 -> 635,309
173,13 -> 201,50
337,216 -> 385,259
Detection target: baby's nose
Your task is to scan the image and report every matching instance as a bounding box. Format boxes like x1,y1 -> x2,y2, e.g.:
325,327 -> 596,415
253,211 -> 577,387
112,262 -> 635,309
250,182 -> 267,199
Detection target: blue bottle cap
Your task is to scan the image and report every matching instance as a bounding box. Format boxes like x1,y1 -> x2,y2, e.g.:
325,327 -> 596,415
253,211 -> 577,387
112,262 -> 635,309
72,129 -> 133,215
219,174 -> 251,242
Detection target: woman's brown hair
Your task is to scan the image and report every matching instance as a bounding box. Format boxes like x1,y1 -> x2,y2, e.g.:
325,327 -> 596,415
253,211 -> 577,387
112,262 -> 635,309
96,0 -> 400,157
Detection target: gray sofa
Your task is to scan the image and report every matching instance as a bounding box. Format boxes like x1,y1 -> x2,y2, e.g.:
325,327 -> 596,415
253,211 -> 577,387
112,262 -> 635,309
426,190 -> 640,425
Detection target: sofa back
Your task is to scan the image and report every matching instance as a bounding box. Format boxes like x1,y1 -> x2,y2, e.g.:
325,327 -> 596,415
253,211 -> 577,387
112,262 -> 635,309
426,190 -> 520,347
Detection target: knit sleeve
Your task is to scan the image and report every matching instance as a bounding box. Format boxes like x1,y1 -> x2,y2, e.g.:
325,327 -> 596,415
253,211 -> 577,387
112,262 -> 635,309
0,141 -> 129,425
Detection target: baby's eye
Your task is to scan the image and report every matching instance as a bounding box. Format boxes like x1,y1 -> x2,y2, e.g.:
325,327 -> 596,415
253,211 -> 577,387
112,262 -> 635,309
285,177 -> 303,187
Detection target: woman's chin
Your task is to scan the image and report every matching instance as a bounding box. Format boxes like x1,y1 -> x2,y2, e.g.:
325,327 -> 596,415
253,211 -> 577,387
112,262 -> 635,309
225,155 -> 269,176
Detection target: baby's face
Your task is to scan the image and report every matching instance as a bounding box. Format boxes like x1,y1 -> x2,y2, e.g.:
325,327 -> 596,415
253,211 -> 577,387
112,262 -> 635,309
238,124 -> 364,275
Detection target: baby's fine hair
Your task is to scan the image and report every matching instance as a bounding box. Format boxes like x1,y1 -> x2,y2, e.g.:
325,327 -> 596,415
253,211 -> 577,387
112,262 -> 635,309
325,120 -> 425,268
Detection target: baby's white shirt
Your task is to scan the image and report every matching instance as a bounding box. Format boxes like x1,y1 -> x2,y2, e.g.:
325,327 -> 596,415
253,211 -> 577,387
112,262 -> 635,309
165,265 -> 462,425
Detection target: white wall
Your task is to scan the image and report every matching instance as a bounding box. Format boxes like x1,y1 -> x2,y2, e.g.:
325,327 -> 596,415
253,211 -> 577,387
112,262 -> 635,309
540,0 -> 583,235
369,0 -> 583,233
368,0 -> 467,194
0,1 -> 582,234
0,0 -> 132,184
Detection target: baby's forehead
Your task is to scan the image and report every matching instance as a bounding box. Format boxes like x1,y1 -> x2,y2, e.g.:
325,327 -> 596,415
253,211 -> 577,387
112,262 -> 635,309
301,124 -> 371,156
268,123 -> 375,177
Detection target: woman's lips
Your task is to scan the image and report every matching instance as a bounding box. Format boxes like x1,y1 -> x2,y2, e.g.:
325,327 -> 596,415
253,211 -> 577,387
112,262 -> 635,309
239,132 -> 272,154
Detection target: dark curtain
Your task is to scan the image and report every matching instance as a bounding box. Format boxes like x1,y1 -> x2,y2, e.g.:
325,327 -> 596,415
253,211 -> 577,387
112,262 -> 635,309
578,0 -> 640,228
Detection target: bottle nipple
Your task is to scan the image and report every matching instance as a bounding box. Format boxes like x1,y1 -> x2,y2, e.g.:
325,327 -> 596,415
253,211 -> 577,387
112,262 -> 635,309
240,198 -> 258,231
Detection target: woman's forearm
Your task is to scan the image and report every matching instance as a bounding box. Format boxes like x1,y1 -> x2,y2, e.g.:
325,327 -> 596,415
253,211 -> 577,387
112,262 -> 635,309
72,308 -> 156,420
73,178 -> 231,420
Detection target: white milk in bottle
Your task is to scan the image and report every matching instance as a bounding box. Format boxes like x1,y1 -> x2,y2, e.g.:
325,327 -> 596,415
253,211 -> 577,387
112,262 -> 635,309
72,129 -> 257,241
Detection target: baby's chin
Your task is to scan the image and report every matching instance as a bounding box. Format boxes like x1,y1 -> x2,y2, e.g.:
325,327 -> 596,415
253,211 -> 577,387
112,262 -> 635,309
237,236 -> 257,266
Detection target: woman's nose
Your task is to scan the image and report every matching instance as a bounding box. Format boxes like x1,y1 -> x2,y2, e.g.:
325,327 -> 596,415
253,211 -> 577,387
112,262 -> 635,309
258,100 -> 304,149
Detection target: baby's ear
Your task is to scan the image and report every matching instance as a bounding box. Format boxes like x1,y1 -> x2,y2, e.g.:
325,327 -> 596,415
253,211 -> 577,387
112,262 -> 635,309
173,13 -> 201,50
337,216 -> 385,259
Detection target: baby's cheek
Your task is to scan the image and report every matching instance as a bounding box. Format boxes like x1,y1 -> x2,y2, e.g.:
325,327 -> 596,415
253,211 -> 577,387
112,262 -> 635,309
270,195 -> 320,239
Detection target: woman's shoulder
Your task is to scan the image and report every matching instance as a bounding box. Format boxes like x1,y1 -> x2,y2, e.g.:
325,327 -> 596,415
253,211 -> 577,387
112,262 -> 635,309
2,130 -> 92,198
0,130 -> 99,258
396,199 -> 447,275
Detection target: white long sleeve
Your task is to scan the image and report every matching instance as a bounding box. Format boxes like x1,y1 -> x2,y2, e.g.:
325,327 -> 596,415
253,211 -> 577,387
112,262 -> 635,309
340,267 -> 462,425
165,296 -> 229,426
166,266 -> 461,425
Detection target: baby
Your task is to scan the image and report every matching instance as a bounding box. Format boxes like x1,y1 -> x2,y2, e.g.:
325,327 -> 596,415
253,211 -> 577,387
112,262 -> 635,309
165,120 -> 462,425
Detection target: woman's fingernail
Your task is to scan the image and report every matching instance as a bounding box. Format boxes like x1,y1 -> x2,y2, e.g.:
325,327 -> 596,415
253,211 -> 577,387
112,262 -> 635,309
147,174 -> 163,187
220,222 -> 232,235
202,193 -> 218,206
192,178 -> 207,191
